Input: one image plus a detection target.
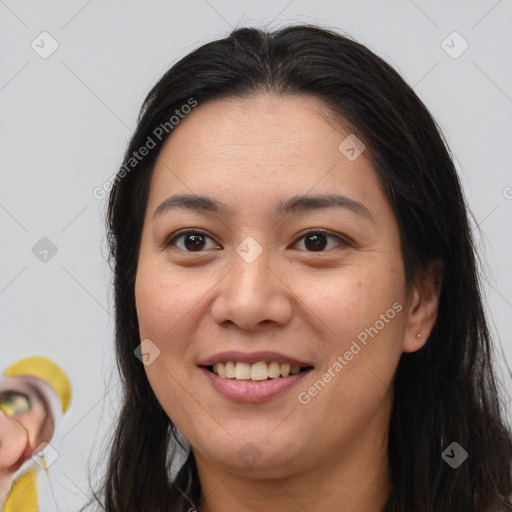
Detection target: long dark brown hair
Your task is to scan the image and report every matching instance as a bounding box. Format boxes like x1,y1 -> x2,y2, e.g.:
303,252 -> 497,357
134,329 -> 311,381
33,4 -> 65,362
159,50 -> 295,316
87,24 -> 512,511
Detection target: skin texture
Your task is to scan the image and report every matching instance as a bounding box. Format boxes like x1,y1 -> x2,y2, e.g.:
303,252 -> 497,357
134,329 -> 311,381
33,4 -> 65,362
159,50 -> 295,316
135,94 -> 442,512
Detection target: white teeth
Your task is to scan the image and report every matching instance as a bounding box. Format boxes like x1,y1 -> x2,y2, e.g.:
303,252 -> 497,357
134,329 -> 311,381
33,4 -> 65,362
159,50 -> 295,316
213,363 -> 226,378
268,361 -> 281,378
210,361 -> 308,380
235,362 -> 251,380
225,361 -> 236,379
250,361 -> 268,381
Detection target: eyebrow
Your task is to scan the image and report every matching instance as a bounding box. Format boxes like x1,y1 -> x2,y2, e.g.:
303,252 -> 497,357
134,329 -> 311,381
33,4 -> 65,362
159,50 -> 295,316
153,193 -> 374,223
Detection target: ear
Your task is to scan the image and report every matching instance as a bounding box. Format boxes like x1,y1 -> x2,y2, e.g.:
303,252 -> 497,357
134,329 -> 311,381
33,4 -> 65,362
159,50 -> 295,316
402,258 -> 443,353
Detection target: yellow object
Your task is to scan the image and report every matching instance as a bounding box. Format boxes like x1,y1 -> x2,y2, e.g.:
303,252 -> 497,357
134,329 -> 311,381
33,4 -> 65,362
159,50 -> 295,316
2,356 -> 72,511
4,356 -> 72,413
3,468 -> 38,512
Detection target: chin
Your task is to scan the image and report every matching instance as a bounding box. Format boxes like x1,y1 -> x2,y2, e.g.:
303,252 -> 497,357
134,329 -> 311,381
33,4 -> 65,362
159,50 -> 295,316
192,429 -> 306,475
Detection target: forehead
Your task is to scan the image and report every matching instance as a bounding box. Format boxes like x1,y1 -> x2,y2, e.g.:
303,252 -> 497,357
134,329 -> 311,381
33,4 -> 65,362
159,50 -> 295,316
148,94 -> 388,221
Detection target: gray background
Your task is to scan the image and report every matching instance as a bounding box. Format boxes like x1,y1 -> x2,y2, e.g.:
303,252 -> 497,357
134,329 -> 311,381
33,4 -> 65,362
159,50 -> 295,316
1,0 -> 511,508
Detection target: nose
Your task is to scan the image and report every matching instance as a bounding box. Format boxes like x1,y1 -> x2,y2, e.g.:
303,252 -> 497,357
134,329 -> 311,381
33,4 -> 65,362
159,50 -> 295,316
210,246 -> 293,331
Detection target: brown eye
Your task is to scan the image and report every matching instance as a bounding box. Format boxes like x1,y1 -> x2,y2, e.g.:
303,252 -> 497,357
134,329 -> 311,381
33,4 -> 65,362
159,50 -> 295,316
166,230 -> 219,252
0,391 -> 32,416
292,230 -> 349,252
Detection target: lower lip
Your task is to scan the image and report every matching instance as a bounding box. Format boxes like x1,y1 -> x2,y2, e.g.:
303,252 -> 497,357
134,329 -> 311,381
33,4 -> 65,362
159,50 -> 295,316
200,367 -> 313,403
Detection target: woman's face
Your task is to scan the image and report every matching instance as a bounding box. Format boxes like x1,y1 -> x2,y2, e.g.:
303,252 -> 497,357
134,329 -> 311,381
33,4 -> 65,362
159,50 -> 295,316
0,377 -> 48,470
135,94 -> 436,479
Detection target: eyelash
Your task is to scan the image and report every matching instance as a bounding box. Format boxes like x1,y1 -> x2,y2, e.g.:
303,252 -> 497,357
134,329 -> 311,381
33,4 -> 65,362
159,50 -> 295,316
164,228 -> 351,253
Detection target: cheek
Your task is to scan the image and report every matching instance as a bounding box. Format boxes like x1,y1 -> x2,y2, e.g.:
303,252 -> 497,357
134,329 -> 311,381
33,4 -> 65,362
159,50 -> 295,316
304,262 -> 406,387
135,262 -> 182,342
135,265 -> 199,425
135,260 -> 207,339
302,262 -> 403,338
294,269 -> 403,450
144,354 -> 198,440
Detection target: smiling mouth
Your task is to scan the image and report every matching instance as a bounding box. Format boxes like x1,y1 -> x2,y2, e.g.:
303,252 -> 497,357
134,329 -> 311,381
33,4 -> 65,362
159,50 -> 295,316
204,361 -> 314,381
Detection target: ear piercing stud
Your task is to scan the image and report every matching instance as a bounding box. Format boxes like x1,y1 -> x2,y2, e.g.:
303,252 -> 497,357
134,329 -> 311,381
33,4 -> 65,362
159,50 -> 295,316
416,333 -> 422,338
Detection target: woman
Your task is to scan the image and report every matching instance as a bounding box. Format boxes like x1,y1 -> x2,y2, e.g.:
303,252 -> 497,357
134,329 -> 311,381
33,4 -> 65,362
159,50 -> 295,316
92,24 -> 512,511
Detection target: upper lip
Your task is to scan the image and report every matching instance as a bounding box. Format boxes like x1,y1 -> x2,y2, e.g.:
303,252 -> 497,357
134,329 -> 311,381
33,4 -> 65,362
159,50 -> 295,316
198,351 -> 313,367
